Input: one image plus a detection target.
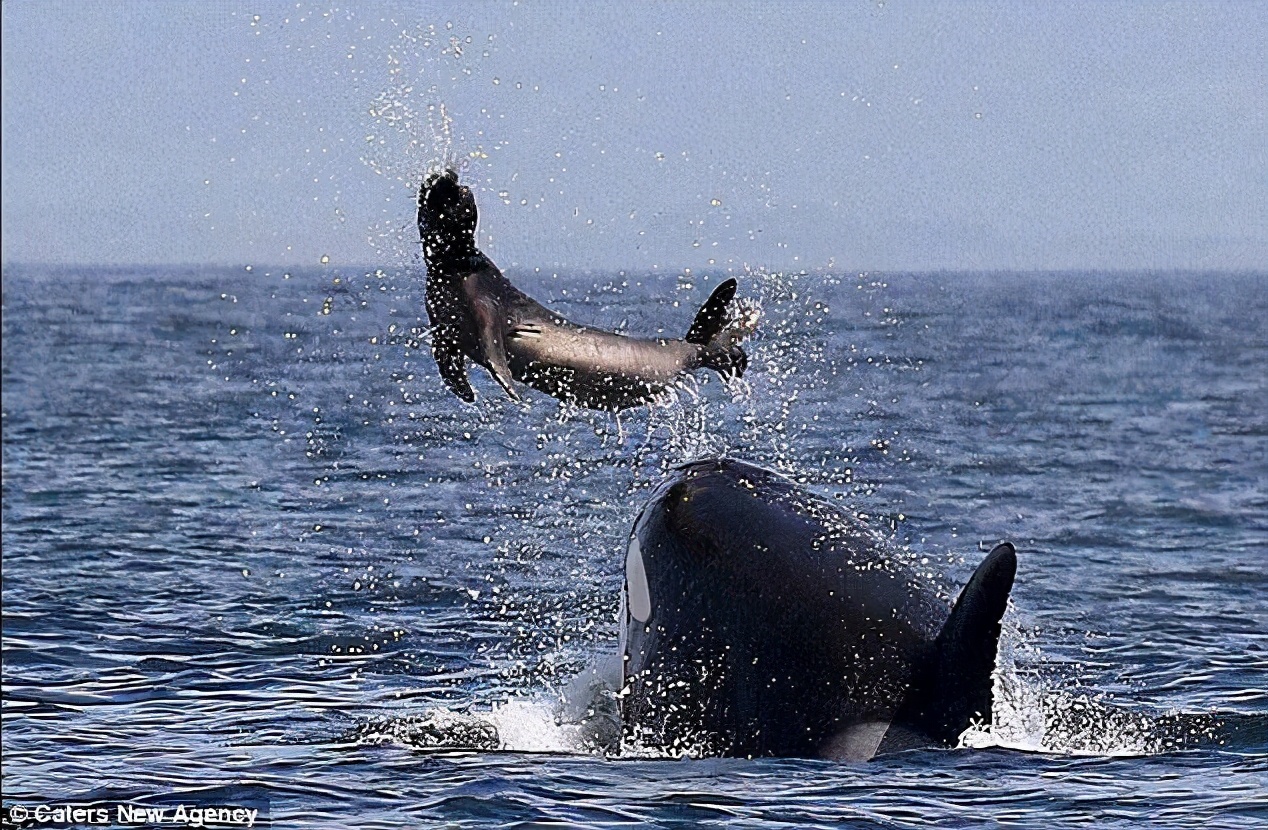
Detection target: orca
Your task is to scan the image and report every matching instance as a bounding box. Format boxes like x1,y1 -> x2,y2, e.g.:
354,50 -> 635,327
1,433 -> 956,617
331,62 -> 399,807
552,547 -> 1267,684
618,458 -> 1017,760
417,170 -> 755,411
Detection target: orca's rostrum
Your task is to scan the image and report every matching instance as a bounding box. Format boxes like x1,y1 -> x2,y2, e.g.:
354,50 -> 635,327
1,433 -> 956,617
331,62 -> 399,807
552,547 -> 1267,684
617,458 -> 1017,760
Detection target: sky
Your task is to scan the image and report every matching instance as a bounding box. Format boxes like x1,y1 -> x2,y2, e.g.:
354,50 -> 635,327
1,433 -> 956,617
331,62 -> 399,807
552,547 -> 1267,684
2,1 -> 1265,272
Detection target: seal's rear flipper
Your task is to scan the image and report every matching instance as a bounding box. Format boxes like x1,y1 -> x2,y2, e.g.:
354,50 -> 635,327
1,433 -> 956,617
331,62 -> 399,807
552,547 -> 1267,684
685,279 -> 738,345
686,279 -> 750,379
885,542 -> 1017,749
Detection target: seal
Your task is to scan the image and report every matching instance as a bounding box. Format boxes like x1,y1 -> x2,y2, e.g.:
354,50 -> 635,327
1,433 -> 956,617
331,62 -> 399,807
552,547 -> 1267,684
417,170 -> 755,411
618,458 -> 1017,759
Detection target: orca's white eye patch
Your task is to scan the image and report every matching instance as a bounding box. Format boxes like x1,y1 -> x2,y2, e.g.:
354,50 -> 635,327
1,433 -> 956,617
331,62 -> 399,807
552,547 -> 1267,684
625,535 -> 651,623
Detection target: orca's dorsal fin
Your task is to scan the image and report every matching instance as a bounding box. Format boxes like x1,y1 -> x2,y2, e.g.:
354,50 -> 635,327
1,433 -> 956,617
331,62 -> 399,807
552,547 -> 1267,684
891,542 -> 1017,747
685,278 -> 737,345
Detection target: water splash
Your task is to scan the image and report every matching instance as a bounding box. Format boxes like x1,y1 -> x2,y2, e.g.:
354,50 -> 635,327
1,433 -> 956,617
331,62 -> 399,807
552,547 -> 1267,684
351,694 -> 609,755
362,20 -> 506,265
960,618 -> 1237,756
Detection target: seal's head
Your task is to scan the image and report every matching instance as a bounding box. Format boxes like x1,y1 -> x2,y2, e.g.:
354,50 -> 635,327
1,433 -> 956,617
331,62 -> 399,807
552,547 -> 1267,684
418,169 -> 478,259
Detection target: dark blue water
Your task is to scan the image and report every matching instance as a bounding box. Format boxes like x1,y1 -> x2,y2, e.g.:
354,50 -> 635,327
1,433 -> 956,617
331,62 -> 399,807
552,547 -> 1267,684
3,265 -> 1266,828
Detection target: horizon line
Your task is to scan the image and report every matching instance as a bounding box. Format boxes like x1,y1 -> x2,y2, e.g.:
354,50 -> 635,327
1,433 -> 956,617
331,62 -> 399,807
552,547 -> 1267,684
3,261 -> 1265,278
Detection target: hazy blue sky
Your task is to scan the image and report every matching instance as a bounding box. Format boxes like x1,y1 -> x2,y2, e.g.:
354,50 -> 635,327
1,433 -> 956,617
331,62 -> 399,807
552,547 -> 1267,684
2,1 -> 1265,272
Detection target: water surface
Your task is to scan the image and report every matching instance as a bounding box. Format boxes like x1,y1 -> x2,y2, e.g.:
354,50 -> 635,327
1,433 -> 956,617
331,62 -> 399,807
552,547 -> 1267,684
3,265 -> 1265,827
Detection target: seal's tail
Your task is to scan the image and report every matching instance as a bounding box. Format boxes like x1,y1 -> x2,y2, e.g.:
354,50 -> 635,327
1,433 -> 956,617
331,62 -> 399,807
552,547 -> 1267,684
685,278 -> 755,379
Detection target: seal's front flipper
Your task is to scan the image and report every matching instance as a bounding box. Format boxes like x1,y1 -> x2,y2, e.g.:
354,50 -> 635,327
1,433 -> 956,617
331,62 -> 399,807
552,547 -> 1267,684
472,296 -> 521,401
685,278 -> 738,345
432,328 -> 476,402
886,542 -> 1017,749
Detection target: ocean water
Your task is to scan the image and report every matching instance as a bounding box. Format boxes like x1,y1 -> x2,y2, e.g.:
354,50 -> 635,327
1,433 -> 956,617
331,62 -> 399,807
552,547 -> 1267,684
2,264 -> 1265,828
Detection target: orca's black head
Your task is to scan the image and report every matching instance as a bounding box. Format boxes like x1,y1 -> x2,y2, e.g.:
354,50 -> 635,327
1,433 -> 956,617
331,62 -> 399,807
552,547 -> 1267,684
418,169 -> 478,258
